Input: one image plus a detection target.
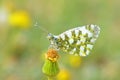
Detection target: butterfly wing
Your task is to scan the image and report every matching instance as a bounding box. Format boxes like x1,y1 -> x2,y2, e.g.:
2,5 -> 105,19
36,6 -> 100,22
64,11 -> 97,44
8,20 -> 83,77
57,24 -> 100,56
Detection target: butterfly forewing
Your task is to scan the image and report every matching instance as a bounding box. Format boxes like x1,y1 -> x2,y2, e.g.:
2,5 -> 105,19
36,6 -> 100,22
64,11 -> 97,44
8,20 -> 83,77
56,24 -> 100,56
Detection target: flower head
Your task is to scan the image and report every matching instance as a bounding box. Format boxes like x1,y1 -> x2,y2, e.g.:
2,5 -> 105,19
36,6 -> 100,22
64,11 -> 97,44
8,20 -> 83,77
42,49 -> 60,77
9,10 -> 31,29
45,49 -> 59,62
57,69 -> 71,80
69,55 -> 82,68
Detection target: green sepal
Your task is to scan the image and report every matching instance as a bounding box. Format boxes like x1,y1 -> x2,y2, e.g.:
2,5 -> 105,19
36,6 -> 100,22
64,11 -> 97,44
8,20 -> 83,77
42,59 -> 59,77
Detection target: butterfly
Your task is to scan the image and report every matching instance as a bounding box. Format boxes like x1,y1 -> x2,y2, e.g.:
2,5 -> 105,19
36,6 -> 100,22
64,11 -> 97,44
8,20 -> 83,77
47,24 -> 100,56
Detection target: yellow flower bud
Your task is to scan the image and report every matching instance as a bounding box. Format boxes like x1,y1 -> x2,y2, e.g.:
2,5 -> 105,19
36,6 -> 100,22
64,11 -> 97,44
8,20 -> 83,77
42,49 -> 60,78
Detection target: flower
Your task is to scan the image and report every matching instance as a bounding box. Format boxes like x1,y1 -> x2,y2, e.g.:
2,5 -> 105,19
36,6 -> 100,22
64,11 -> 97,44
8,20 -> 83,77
45,49 -> 59,62
42,49 -> 60,77
8,10 -> 31,29
57,69 -> 71,80
69,55 -> 82,68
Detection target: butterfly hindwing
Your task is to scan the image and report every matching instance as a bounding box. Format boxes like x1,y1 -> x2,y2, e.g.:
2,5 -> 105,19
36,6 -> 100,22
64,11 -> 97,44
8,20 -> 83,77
56,24 -> 100,56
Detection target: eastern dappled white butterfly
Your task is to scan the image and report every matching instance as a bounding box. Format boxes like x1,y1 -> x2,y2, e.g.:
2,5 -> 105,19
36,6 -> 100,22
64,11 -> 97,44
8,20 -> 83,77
47,24 -> 100,56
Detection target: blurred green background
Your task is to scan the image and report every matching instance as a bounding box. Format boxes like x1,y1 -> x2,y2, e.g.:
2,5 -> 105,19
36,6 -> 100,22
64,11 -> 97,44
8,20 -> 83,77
0,0 -> 120,80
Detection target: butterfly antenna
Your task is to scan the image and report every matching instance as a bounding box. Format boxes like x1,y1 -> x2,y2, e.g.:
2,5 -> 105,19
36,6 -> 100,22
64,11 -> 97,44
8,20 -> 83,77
34,22 -> 49,34
33,16 -> 49,34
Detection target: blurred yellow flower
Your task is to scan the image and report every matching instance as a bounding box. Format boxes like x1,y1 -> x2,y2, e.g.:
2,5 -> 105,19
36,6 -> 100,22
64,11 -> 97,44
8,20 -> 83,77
9,10 -> 31,29
69,55 -> 82,68
57,69 -> 71,80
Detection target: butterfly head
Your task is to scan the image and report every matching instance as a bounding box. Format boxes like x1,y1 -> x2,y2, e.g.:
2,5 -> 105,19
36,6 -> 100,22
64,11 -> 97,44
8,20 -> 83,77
47,33 -> 54,40
47,33 -> 59,49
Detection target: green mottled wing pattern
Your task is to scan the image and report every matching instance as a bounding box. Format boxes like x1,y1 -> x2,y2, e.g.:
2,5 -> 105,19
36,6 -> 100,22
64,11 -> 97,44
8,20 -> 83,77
56,24 -> 100,56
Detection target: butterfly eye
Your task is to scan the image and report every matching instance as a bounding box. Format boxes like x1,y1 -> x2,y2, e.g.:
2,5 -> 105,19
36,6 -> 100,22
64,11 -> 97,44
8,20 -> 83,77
47,33 -> 54,40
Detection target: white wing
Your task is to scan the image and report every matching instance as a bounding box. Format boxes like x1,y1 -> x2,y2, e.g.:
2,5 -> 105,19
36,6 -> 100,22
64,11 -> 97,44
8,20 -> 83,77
57,24 -> 100,56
